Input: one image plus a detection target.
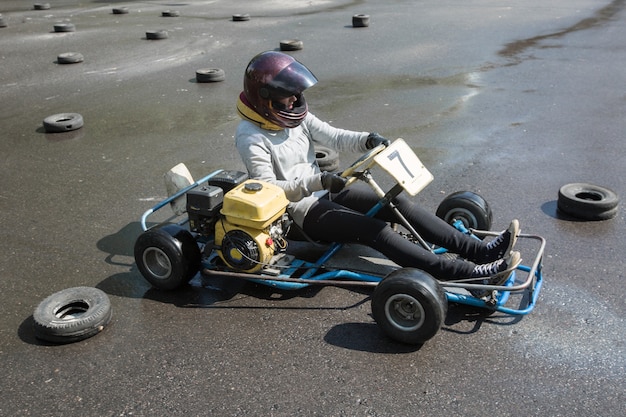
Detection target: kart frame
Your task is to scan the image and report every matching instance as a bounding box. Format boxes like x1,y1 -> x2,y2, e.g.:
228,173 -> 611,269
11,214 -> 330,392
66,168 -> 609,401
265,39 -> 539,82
139,140 -> 544,316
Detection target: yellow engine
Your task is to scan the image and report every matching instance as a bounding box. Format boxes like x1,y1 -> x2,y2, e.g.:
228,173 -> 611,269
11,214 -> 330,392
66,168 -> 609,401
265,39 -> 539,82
215,180 -> 290,273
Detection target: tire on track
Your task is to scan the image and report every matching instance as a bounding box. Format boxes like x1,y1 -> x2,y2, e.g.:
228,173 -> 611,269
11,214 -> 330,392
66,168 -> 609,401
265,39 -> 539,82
146,30 -> 168,40
279,39 -> 303,51
315,146 -> 340,172
557,183 -> 619,220
54,23 -> 75,33
232,14 -> 250,21
196,68 -> 225,83
43,113 -> 84,133
57,52 -> 84,64
352,14 -> 370,27
33,287 -> 112,344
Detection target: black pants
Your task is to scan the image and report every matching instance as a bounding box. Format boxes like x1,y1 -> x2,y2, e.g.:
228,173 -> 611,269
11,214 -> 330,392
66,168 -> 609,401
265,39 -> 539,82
302,184 -> 486,280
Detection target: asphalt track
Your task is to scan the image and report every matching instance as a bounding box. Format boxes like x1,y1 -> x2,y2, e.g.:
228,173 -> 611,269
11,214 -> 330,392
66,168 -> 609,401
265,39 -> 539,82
1,1 -> 624,416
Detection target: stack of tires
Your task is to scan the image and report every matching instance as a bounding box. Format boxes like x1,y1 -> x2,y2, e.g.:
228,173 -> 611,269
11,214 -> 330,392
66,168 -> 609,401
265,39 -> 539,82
557,183 -> 619,221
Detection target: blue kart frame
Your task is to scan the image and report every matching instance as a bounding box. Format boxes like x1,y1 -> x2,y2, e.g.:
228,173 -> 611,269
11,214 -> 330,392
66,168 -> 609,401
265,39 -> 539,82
137,143 -> 544,344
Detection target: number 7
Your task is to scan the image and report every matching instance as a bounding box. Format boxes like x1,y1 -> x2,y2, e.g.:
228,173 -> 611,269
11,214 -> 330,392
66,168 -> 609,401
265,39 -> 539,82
387,150 -> 415,179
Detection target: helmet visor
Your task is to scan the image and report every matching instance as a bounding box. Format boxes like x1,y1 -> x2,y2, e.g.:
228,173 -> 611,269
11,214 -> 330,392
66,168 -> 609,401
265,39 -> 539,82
266,61 -> 318,98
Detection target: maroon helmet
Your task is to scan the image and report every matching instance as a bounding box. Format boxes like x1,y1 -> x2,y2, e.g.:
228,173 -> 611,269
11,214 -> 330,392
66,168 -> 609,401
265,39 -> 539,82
243,51 -> 318,128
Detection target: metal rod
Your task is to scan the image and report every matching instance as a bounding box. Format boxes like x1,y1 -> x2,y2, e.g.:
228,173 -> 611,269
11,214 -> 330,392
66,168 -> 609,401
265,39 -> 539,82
140,169 -> 224,231
361,176 -> 434,252
202,268 -> 379,288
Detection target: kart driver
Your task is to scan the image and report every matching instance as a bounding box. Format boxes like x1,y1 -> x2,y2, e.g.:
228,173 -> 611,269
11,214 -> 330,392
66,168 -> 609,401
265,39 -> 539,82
234,51 -> 521,283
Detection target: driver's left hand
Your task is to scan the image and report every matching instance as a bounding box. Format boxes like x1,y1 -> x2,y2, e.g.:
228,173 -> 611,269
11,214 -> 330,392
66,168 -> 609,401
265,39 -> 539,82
321,172 -> 348,193
366,132 -> 391,149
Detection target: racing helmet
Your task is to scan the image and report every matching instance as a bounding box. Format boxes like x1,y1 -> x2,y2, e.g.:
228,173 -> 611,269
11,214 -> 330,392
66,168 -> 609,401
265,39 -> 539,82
243,51 -> 318,128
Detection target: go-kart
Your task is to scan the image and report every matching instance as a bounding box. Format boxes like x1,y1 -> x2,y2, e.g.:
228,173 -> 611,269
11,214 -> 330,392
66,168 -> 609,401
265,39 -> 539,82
134,139 -> 544,345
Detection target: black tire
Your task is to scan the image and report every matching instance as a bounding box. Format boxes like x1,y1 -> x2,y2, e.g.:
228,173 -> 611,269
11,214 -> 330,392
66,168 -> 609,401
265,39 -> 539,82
372,268 -> 447,345
315,146 -> 340,172
43,113 -> 84,133
162,10 -> 180,17
33,287 -> 112,344
232,14 -> 250,21
352,14 -> 370,27
54,23 -> 75,33
146,30 -> 168,40
279,39 -> 303,51
134,224 -> 201,290
57,52 -> 84,64
435,191 -> 493,231
112,7 -> 129,14
196,68 -> 225,83
557,183 -> 619,221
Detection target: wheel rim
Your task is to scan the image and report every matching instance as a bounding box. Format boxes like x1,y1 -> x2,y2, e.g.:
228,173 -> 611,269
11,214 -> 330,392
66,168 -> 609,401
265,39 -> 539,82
143,247 -> 172,279
384,293 -> 425,331
444,207 -> 478,229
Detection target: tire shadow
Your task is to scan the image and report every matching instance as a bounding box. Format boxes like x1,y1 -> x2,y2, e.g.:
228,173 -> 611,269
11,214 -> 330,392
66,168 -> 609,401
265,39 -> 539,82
36,125 -> 86,142
542,199 -> 616,222
17,316 -> 42,346
324,322 -> 422,353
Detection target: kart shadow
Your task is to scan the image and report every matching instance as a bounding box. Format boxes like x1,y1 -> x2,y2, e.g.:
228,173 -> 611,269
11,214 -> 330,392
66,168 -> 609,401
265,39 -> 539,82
97,268 -> 373,312
95,222 -> 519,352
324,322 -> 423,353
442,302 -> 524,335
96,221 -> 144,263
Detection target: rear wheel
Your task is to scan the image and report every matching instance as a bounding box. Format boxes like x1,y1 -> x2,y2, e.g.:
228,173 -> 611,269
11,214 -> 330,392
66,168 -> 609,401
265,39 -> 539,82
372,268 -> 447,345
134,224 -> 201,290
436,191 -> 493,231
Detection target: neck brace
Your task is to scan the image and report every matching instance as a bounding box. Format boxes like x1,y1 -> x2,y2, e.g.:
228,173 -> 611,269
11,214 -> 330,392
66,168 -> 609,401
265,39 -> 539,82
236,92 -> 283,131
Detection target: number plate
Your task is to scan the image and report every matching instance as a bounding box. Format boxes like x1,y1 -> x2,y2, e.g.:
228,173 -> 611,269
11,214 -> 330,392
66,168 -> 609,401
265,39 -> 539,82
374,139 -> 434,196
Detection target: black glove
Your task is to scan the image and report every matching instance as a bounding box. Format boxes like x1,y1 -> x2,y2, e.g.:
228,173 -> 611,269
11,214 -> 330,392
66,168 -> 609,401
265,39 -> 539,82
366,132 -> 390,149
321,172 -> 347,193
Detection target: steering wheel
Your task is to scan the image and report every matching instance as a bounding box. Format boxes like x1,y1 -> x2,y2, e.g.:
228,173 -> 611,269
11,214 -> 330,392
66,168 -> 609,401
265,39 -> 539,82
340,144 -> 387,180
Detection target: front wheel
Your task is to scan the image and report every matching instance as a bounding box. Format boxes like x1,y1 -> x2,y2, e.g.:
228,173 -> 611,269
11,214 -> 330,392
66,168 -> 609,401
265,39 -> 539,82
435,191 -> 493,231
134,224 -> 201,290
372,268 -> 447,345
